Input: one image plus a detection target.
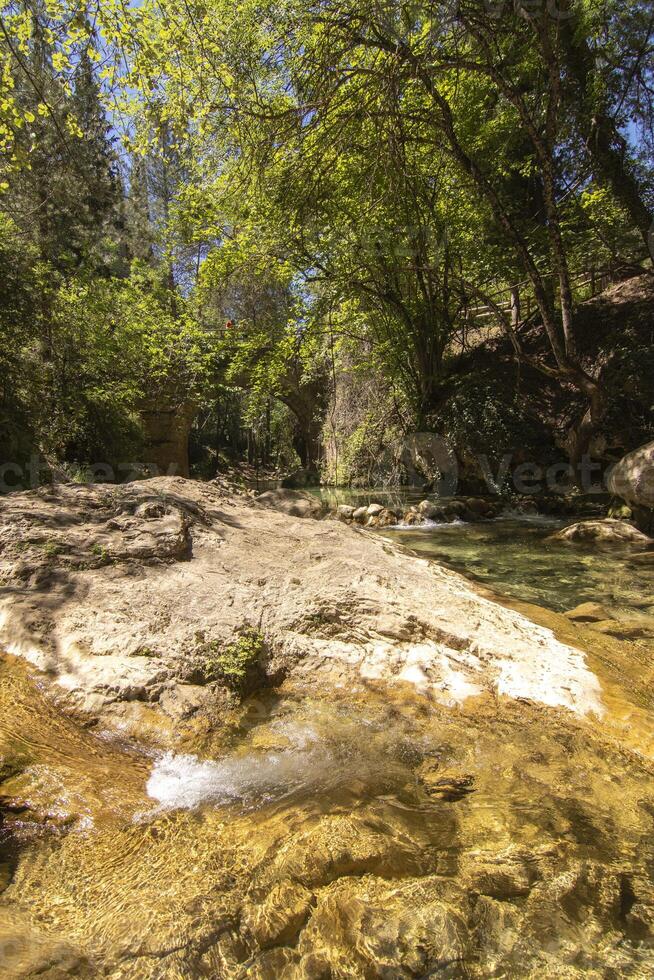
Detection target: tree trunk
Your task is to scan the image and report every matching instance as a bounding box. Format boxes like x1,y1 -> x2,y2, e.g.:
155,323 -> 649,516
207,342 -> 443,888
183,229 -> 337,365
567,381 -> 607,485
140,400 -> 196,478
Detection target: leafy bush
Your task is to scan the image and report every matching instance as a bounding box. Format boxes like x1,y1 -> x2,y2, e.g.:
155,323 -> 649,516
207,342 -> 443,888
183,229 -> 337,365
196,627 -> 267,694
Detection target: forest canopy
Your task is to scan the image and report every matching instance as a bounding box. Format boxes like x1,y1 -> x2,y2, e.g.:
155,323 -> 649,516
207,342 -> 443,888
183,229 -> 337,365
1,0 -> 653,488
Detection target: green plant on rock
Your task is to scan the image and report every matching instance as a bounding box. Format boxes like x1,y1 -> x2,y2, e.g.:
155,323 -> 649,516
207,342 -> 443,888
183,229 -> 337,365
198,627 -> 267,693
41,539 -> 63,558
91,543 -> 110,563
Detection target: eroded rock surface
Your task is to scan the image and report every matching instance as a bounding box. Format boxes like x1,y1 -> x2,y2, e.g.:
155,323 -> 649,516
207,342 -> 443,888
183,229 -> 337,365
0,477 -> 605,736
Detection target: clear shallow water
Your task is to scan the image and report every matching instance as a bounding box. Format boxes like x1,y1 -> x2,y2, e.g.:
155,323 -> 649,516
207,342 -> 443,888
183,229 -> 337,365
3,662 -> 654,976
386,515 -> 654,620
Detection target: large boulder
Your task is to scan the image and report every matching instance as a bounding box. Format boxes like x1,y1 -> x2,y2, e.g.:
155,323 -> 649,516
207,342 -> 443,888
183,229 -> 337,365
551,518 -> 653,548
254,488 -> 324,519
608,441 -> 654,511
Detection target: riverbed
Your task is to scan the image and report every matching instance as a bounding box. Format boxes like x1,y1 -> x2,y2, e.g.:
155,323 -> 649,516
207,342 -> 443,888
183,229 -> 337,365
1,490 -> 654,977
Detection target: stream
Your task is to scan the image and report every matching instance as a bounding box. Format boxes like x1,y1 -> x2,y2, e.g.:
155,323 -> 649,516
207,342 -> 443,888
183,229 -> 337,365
1,502 -> 654,976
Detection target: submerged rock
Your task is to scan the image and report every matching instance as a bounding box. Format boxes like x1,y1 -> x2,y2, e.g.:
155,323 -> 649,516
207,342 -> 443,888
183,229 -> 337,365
241,880 -> 314,949
551,518 -> 653,547
565,602 -> 611,623
281,467 -> 319,489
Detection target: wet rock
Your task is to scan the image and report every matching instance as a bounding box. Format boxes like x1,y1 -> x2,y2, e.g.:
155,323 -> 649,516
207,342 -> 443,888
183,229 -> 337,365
443,500 -> 467,520
295,876 -> 469,977
607,501 -> 633,520
262,814 -> 427,888
461,846 -> 535,899
514,497 -> 539,515
335,504 -> 354,522
551,519 -> 653,547
366,502 -> 384,517
242,880 -> 314,949
255,489 -> 324,520
564,602 -> 610,623
465,497 -> 494,518
376,507 -> 398,528
418,499 -> 440,519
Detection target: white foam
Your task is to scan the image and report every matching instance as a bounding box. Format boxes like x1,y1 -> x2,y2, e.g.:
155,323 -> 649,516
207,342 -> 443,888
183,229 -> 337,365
145,723 -> 329,811
387,517 -> 468,531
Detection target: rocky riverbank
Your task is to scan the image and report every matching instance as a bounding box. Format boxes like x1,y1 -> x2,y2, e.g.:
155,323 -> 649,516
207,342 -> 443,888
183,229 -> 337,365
1,477 -> 654,977
0,477 -> 609,740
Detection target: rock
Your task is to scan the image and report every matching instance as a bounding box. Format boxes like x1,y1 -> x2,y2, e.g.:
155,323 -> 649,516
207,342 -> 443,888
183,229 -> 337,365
0,475 -> 607,737
607,440 -> 654,511
465,497 -> 493,517
417,764 -> 475,801
158,684 -> 212,721
376,507 -> 398,528
551,518 -> 653,547
264,814 -> 427,888
366,507 -> 398,528
254,489 -> 324,519
0,909 -> 93,978
515,497 -> 539,515
242,880 -> 314,949
460,846 -> 534,899
293,877 -> 469,977
366,502 -> 384,516
443,500 -> 467,519
134,499 -> 167,519
588,620 -> 654,641
418,499 -> 440,519
472,896 -> 521,959
335,504 -> 355,522
564,602 -> 611,623
352,505 -> 368,522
